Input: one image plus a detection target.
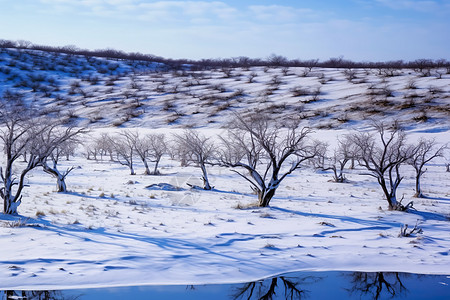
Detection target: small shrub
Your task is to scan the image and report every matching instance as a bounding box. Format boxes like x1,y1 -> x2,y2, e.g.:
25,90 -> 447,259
399,221 -> 423,237
260,212 -> 276,219
413,113 -> 428,123
405,79 -> 417,90
247,72 -> 257,83
399,99 -> 416,110
3,218 -> 29,227
263,243 -> 276,249
48,208 -> 59,215
234,202 -> 258,209
428,86 -> 443,95
36,211 -> 46,217
318,221 -> 335,227
291,86 -> 310,97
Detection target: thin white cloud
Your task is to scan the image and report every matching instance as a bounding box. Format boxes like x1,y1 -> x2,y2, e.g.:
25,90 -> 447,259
39,0 -> 239,23
375,0 -> 448,13
138,1 -> 238,22
37,1 -> 323,25
248,5 -> 315,23
41,0 -> 134,5
36,0 -> 331,29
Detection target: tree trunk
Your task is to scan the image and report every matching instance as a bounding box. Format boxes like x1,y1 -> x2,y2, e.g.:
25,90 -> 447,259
152,159 -> 160,175
4,197 -> 21,215
56,175 -> 67,193
387,194 -> 399,210
43,164 -> 68,193
200,163 -> 212,190
379,177 -> 400,210
378,165 -> 409,211
2,178 -> 21,214
414,173 -> 423,198
258,188 -> 276,207
142,159 -> 151,175
2,166 -> 29,214
129,151 -> 135,175
332,167 -> 345,183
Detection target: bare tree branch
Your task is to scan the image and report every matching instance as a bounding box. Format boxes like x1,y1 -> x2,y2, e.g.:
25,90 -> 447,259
350,121 -> 415,211
408,138 -> 447,198
219,112 -> 316,207
173,130 -> 215,190
0,94 -> 85,213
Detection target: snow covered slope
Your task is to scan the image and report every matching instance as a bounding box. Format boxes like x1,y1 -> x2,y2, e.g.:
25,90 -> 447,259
1,47 -> 448,130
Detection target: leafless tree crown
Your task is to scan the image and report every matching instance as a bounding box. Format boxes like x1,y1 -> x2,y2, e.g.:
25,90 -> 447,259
219,113 -> 319,207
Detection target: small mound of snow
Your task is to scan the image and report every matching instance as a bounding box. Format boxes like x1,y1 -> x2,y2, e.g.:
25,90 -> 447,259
146,183 -> 182,191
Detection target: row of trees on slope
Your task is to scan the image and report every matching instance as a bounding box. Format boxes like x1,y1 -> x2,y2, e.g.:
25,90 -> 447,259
317,122 -> 446,209
0,94 -> 447,214
84,115 -> 447,211
2,39 -> 450,71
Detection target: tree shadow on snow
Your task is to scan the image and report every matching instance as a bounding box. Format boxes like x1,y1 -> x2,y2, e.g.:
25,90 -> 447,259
270,206 -> 400,228
408,210 -> 449,221
0,215 -> 243,268
419,195 -> 450,202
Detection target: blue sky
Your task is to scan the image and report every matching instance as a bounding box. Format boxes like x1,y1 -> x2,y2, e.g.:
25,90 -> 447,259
1,0 -> 449,61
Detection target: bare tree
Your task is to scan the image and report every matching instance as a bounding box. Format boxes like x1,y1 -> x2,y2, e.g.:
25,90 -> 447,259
133,132 -> 151,175
350,122 -> 415,211
0,110 -> 39,214
84,133 -> 115,161
96,133 -> 115,161
146,133 -> 167,175
304,58 -> 319,72
219,113 -> 319,207
83,133 -> 113,160
110,131 -> 136,175
343,68 -> 357,82
318,135 -> 356,183
134,133 -> 167,175
247,72 -> 257,83
83,141 -> 97,161
173,130 -> 215,190
412,59 -> 433,77
409,138 -> 446,198
42,135 -> 83,192
0,97 -> 84,214
267,54 -> 288,67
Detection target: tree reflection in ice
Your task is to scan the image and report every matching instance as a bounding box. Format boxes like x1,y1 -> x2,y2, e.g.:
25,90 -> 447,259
2,271 -> 447,300
2,290 -> 80,300
232,275 -> 322,300
345,272 -> 409,300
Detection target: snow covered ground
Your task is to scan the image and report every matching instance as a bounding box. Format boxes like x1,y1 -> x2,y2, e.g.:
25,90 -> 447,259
0,48 -> 449,290
0,128 -> 448,290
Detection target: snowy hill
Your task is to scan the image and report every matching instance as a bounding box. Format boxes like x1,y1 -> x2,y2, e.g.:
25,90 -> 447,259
1,47 -> 448,130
